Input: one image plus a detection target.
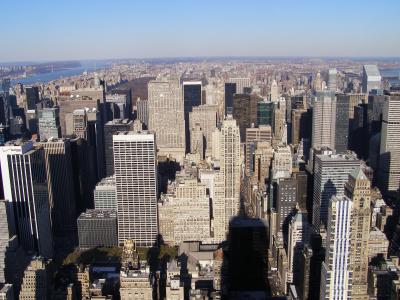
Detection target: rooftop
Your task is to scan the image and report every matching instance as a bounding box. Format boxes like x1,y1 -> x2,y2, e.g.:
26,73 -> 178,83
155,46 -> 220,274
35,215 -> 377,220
96,176 -> 116,187
105,118 -> 132,126
364,64 -> 381,77
78,209 -> 117,219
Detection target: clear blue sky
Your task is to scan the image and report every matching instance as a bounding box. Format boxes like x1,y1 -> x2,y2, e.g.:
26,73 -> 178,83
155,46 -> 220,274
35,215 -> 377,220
1,0 -> 399,62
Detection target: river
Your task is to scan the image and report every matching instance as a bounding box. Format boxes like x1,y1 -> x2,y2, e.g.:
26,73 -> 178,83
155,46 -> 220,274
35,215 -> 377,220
11,61 -> 111,85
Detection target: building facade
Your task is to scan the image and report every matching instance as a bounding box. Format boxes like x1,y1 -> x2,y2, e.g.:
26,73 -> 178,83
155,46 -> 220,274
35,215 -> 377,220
320,196 -> 352,300
0,141 -> 53,258
38,107 -> 61,141
148,77 -> 185,162
312,153 -> 360,230
94,175 -> 117,210
104,119 -> 133,176
379,94 -> 400,194
311,90 -> 336,150
113,131 -> 158,246
77,209 -> 118,250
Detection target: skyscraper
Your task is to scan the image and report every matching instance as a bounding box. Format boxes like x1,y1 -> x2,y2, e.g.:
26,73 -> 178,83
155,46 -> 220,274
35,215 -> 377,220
69,109 -> 88,139
228,77 -> 251,94
0,141 -> 53,258
0,201 -> 10,284
113,131 -> 158,246
245,125 -> 272,176
25,86 -> 40,110
335,94 -> 351,153
213,116 -> 241,241
94,176 -> 117,210
320,196 -> 352,300
327,68 -> 337,91
312,153 -> 360,230
42,138 -> 77,246
233,93 -> 259,141
378,94 -> 400,194
77,209 -> 118,250
70,138 -> 96,214
224,82 -> 236,115
189,104 -> 218,157
183,81 -> 202,152
275,177 -> 297,236
344,167 -> 371,299
293,107 -> 312,147
335,93 -> 365,153
287,212 -> 310,285
136,98 -> 149,128
148,77 -> 185,162
257,100 -> 274,126
362,65 -> 382,94
104,119 -> 133,176
270,79 -> 279,101
190,123 -> 204,159
311,90 -> 336,150
19,257 -> 49,300
0,79 -> 11,127
38,107 -> 61,141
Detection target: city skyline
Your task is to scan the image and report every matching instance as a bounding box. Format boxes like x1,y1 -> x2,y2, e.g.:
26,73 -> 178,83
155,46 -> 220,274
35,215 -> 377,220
1,2 -> 400,297
1,0 -> 400,62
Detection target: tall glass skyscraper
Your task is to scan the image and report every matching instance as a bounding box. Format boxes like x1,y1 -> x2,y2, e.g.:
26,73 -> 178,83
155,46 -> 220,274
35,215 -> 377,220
257,100 -> 274,126
224,82 -> 236,115
0,141 -> 53,259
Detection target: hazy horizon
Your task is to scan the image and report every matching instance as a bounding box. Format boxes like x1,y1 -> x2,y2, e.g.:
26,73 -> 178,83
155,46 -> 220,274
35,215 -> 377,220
2,55 -> 400,65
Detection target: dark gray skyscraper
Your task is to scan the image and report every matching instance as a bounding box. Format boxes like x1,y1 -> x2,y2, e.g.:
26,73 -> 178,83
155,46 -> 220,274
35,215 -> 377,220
42,138 -> 77,248
77,209 -> 118,250
183,81 -> 202,152
335,94 -> 351,153
25,86 -> 40,110
276,177 -> 297,236
224,82 -> 236,115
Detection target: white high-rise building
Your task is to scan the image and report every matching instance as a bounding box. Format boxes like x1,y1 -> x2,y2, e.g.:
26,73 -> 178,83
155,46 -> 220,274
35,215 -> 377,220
328,69 -> 337,91
379,94 -> 400,194
287,212 -> 310,285
362,65 -> 381,94
213,116 -> 242,241
148,77 -> 185,162
94,175 -> 117,210
270,79 -> 279,101
311,90 -> 336,150
320,196 -> 352,300
271,144 -> 292,180
0,141 -> 53,259
136,98 -> 148,127
312,153 -> 360,230
113,131 -> 158,246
